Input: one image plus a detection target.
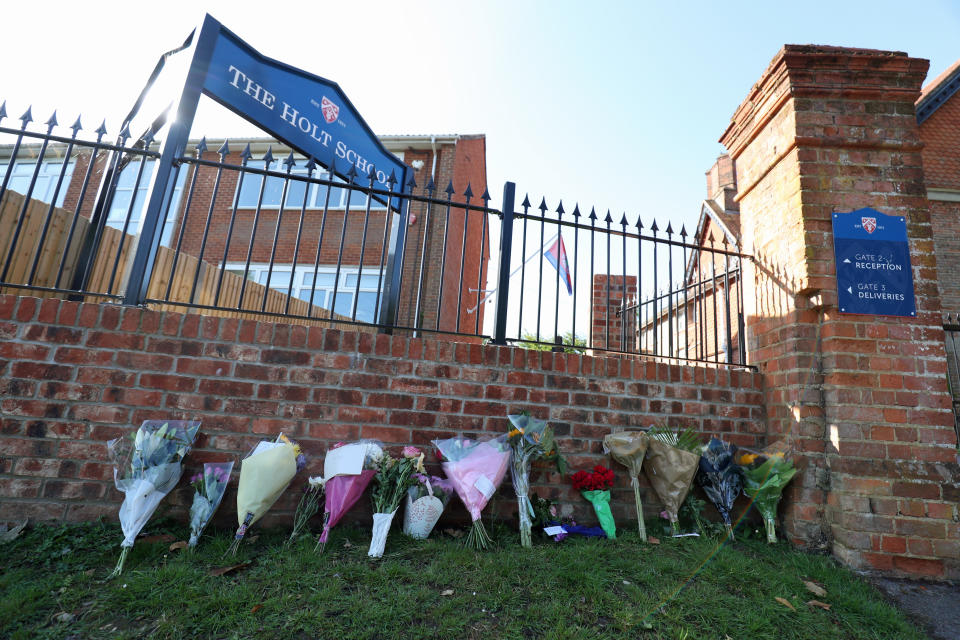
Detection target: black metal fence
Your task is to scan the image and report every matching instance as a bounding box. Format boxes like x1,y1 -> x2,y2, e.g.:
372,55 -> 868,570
0,104 -> 748,366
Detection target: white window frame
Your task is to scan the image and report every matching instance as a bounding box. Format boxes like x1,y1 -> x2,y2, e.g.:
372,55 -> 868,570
222,262 -> 383,322
235,153 -> 404,211
105,158 -> 188,247
0,157 -> 76,207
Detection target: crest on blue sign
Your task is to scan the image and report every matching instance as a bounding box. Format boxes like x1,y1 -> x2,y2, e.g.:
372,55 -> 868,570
832,208 -> 916,317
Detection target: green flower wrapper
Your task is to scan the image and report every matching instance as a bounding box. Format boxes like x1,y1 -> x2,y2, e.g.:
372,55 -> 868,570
739,453 -> 796,543
580,489 -> 616,539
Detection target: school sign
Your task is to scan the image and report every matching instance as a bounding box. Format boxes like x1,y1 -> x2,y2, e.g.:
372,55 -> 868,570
125,14 -> 411,319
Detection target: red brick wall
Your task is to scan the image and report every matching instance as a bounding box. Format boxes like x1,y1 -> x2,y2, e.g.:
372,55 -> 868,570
919,84 -> 960,191
721,45 -> 960,579
0,294 -> 764,529
919,86 -> 960,315
591,275 -> 637,352
928,200 -> 960,314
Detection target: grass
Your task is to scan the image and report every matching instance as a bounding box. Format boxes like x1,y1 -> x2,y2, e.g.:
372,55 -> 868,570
0,519 -> 925,640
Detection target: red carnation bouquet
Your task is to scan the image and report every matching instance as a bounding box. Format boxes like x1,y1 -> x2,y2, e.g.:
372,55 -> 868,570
571,465 -> 616,539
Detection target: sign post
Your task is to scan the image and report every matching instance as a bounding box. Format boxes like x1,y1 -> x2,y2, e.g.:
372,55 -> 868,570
832,207 -> 916,317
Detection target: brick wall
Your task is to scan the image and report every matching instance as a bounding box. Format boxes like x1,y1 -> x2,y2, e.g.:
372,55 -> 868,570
721,45 -> 960,579
928,200 -> 960,315
0,294 -> 765,529
918,81 -> 960,315
591,275 -> 637,352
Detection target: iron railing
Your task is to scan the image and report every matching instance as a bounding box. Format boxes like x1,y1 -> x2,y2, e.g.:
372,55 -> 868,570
493,197 -> 749,365
944,313 -> 960,444
0,104 -> 749,366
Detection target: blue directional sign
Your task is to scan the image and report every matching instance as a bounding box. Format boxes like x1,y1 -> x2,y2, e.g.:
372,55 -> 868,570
201,24 -> 408,192
832,208 -> 916,317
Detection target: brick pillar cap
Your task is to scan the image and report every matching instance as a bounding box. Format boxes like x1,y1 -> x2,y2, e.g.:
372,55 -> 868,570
719,44 -> 929,157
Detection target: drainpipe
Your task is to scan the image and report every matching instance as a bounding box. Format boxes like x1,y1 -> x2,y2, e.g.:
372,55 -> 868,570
430,135 -> 437,183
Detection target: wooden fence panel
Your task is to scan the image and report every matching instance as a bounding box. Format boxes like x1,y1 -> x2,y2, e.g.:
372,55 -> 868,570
0,190 -> 376,331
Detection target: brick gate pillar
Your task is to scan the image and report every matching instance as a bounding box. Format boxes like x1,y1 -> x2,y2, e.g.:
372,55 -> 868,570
720,45 -> 960,578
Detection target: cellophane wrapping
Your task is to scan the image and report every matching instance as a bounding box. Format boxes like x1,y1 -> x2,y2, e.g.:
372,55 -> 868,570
108,420 -> 200,576
315,440 -> 382,552
696,438 -> 742,540
188,461 -> 234,547
644,439 -> 699,534
434,435 -> 511,550
603,431 -> 649,540
229,433 -> 305,554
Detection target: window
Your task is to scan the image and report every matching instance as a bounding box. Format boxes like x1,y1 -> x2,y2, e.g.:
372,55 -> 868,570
224,263 -> 383,323
105,159 -> 188,247
0,158 -> 75,207
236,168 -> 390,211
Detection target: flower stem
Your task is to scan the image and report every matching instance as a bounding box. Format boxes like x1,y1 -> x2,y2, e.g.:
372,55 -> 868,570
226,513 -> 253,556
464,519 -> 493,550
288,487 -> 321,546
765,517 -> 777,544
725,522 -> 735,542
107,546 -> 130,579
516,493 -> 533,548
314,512 -> 331,554
631,476 -> 647,542
226,534 -> 243,556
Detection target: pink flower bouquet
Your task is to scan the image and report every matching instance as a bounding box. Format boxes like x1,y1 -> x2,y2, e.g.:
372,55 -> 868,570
433,435 -> 511,550
315,440 -> 382,553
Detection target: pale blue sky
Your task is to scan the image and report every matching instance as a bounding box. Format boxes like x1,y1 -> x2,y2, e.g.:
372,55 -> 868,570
5,0 -> 958,225
3,0 -> 958,337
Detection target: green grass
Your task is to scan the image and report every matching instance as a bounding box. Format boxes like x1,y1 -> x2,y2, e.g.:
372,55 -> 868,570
0,520 -> 925,640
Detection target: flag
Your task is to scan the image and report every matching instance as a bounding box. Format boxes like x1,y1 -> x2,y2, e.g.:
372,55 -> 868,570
545,235 -> 573,295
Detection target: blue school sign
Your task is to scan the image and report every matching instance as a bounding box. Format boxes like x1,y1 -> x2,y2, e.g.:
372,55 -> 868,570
832,208 -> 916,317
124,13 -> 411,327
202,27 -> 408,191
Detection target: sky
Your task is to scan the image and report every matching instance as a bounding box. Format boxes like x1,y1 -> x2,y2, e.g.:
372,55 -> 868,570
3,0 -> 959,338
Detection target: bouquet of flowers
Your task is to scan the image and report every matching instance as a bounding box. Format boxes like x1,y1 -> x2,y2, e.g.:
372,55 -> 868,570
228,433 -> 306,555
402,473 -> 454,539
315,440 -> 382,553
107,420 -> 200,577
644,426 -> 701,535
433,435 -> 511,550
287,475 -> 325,545
506,413 -> 566,548
187,461 -> 233,548
696,438 -> 743,540
603,430 -> 650,541
736,442 -> 796,543
367,446 -> 425,557
570,464 -> 617,539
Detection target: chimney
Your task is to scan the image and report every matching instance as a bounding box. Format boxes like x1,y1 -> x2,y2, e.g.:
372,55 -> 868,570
705,154 -> 739,212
